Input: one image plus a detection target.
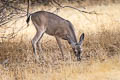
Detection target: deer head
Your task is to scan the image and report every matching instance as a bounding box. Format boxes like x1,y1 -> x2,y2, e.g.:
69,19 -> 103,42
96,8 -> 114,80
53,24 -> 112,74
71,33 -> 84,61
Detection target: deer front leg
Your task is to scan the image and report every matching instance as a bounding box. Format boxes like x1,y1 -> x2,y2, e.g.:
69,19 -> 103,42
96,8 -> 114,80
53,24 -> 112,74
55,36 -> 64,59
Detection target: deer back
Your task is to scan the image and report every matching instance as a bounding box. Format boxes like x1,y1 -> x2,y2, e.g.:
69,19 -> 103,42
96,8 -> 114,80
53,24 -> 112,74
31,11 -> 77,43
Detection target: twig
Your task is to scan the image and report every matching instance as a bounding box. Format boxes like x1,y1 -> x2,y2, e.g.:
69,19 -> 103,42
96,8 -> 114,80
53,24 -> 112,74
8,5 -> 27,13
52,0 -> 102,15
27,0 -> 30,17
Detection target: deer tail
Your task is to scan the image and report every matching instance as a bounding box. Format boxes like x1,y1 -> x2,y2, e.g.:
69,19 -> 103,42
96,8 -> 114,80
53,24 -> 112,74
26,14 -> 31,24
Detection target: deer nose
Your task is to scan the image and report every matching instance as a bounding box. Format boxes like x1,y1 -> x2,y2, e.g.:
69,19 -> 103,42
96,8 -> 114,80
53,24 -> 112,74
77,56 -> 81,61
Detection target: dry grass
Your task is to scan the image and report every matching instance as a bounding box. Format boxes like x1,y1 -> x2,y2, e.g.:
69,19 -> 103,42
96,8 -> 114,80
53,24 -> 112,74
0,3 -> 120,80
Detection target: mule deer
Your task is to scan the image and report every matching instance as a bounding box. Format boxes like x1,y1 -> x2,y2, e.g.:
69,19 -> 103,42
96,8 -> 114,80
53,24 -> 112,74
26,11 -> 84,61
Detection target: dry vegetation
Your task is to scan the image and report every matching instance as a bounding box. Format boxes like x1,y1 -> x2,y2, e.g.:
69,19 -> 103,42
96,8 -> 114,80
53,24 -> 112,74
0,2 -> 120,80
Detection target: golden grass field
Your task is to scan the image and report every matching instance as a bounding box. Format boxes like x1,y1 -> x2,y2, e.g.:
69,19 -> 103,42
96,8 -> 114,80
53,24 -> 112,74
0,3 -> 120,80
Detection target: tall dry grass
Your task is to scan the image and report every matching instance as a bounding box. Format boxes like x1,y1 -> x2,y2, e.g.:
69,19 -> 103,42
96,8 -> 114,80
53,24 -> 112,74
0,3 -> 120,80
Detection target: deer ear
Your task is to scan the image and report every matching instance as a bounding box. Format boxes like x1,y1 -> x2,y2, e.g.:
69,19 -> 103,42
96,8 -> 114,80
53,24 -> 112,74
78,33 -> 84,46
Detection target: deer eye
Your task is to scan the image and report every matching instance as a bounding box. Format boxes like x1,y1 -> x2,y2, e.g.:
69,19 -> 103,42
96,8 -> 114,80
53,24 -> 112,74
74,49 -> 78,53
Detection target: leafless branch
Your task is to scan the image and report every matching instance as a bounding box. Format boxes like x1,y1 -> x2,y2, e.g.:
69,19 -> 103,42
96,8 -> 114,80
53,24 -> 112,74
0,19 -> 27,40
0,0 -> 27,27
52,0 -> 102,15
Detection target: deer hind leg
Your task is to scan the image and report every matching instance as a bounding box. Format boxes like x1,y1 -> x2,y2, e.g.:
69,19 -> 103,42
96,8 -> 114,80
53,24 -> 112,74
32,30 -> 44,60
37,32 -> 44,52
55,36 -> 64,59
